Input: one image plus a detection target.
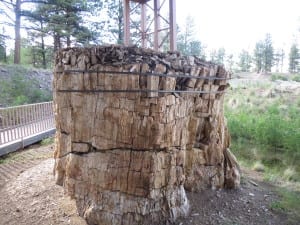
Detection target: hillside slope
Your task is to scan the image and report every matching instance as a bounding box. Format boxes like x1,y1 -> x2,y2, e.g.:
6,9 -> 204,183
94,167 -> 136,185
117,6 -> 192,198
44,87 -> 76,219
0,64 -> 53,106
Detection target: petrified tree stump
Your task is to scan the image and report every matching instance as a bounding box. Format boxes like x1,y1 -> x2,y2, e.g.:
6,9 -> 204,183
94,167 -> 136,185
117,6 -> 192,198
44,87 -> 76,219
53,45 -> 240,225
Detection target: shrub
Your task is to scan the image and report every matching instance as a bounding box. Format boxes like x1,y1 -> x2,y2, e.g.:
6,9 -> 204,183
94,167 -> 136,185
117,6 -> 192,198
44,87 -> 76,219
0,73 -> 52,106
271,74 -> 288,81
292,74 -> 300,82
225,92 -> 300,181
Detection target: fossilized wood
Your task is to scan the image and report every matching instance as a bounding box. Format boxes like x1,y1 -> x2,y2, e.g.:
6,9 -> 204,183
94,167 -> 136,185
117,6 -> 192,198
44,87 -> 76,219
224,148 -> 241,189
53,45 -> 239,225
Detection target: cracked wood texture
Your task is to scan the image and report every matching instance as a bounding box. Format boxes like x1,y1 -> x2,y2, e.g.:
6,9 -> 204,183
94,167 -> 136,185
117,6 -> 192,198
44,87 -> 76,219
53,45 -> 240,225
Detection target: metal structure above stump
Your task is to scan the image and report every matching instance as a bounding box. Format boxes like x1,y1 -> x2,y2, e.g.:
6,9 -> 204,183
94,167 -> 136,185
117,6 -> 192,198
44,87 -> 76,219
124,0 -> 177,51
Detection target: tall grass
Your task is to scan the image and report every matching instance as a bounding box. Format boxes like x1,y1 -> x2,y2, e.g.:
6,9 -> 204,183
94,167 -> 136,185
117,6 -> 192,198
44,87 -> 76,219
225,84 -> 300,182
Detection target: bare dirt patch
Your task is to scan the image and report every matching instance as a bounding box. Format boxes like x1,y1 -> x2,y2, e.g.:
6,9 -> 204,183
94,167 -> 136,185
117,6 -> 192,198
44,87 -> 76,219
177,176 -> 289,225
0,158 -> 86,225
0,145 -> 295,225
0,144 -> 53,189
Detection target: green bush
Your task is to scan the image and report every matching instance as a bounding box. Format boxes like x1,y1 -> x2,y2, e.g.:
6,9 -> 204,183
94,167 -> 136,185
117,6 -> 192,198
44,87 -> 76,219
227,102 -> 300,151
292,74 -> 300,82
271,74 -> 288,81
226,97 -> 300,181
0,71 -> 52,106
13,95 -> 29,106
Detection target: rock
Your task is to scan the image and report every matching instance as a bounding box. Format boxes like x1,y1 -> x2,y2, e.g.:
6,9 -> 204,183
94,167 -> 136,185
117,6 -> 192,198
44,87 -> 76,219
53,45 -> 239,225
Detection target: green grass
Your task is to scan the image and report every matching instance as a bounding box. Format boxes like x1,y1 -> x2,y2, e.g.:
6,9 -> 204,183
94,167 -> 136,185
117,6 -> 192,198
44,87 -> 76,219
226,76 -> 300,222
0,141 -> 53,165
271,73 -> 289,81
225,78 -> 300,183
0,136 -> 54,165
226,104 -> 300,171
270,73 -> 300,83
0,153 -> 20,165
291,74 -> 300,82
271,188 -> 300,224
40,137 -> 54,145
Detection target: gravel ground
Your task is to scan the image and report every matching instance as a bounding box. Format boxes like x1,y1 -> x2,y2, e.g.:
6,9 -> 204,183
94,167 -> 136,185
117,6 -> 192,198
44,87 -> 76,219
0,145 -> 294,225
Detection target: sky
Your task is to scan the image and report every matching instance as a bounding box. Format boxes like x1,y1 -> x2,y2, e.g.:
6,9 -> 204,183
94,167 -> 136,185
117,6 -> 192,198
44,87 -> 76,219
176,0 -> 300,54
2,0 -> 300,63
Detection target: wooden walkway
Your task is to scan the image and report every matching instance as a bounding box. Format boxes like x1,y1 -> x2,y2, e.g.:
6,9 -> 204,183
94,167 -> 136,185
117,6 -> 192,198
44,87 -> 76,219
0,102 -> 55,156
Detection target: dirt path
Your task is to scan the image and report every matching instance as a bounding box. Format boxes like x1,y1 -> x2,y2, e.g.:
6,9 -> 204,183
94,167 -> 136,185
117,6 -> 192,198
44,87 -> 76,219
0,145 -> 296,225
177,177 -> 288,225
0,144 -> 53,189
0,146 -> 87,225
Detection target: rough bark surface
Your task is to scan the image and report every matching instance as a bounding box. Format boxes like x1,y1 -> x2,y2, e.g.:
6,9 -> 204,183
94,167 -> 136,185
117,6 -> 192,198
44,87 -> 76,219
53,45 -> 240,225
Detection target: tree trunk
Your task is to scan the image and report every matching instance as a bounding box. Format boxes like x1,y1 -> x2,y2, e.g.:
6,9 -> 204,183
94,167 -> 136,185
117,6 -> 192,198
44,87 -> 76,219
32,47 -> 37,67
3,45 -> 7,63
66,36 -> 71,47
14,0 -> 21,64
54,33 -> 61,52
117,0 -> 123,44
40,22 -> 46,69
53,45 -> 240,225
41,38 -> 46,68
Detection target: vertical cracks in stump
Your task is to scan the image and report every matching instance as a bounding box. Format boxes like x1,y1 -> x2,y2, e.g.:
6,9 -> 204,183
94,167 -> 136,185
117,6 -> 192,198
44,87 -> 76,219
126,150 -> 133,193
53,46 -> 238,225
92,90 -> 99,142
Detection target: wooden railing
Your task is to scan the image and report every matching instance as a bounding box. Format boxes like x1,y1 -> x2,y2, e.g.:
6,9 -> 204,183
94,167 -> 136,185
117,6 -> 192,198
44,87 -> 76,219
0,102 -> 55,146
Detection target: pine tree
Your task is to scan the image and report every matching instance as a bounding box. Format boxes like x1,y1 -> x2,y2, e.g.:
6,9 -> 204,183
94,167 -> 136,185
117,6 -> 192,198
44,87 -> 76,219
46,0 -> 94,50
0,0 -> 52,64
189,41 -> 204,58
24,5 -> 50,68
27,0 -> 98,53
0,27 -> 7,62
177,16 -> 195,55
263,33 -> 274,72
0,0 -> 23,64
209,48 -> 227,65
177,16 -> 204,57
209,49 -> 217,63
238,50 -> 252,72
104,0 -> 124,44
254,41 -> 264,73
92,0 -> 142,45
289,44 -> 299,73
225,54 -> 234,72
273,49 -> 285,73
253,34 -> 274,73
216,47 -> 225,65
